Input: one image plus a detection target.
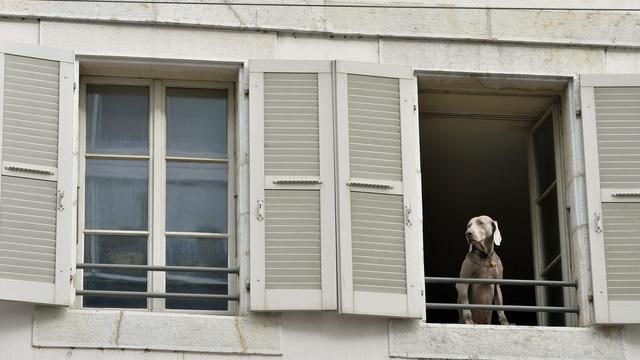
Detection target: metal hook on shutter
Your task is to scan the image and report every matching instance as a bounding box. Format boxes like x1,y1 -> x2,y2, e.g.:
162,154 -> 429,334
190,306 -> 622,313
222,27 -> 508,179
405,206 -> 413,227
57,190 -> 64,212
257,200 -> 265,221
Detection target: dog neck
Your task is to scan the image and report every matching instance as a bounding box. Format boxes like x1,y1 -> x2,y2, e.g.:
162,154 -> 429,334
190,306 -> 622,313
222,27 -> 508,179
470,246 -> 492,259
470,238 -> 495,259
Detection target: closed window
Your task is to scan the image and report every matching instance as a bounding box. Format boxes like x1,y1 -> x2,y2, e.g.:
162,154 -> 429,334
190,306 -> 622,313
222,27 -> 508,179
78,78 -> 236,313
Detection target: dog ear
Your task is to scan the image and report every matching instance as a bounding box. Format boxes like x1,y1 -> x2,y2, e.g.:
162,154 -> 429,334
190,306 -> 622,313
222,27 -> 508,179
492,220 -> 502,246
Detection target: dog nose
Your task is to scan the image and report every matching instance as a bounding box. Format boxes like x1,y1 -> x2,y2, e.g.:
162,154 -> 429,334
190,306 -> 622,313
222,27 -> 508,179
465,230 -> 472,236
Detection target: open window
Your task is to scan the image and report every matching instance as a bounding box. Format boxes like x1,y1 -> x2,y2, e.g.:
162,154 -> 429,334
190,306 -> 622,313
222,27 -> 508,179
528,105 -> 573,326
418,73 -> 577,326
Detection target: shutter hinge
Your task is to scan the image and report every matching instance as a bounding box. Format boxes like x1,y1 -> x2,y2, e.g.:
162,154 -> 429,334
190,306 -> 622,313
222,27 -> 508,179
257,200 -> 265,221
244,84 -> 250,96
405,206 -> 413,227
594,212 -> 603,233
73,82 -> 77,91
57,190 -> 65,212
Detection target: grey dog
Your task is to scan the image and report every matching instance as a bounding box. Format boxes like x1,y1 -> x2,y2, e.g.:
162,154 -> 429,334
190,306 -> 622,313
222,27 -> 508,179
456,215 -> 509,325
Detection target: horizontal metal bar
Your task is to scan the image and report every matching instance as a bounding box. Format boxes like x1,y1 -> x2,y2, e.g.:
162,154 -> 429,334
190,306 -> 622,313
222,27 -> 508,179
77,263 -> 239,274
77,290 -> 239,301
425,277 -> 578,288
85,153 -> 150,160
426,303 -> 579,314
164,231 -> 229,238
165,156 -> 228,163
84,229 -> 150,236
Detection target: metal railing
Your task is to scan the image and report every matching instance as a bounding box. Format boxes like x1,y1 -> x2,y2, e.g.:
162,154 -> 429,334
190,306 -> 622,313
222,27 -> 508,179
75,263 -> 240,301
425,276 -> 579,314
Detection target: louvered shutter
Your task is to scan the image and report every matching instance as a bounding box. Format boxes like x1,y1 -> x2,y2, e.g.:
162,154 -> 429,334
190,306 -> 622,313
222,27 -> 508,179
0,41 -> 75,305
582,74 -> 640,323
249,60 -> 337,310
335,61 -> 424,318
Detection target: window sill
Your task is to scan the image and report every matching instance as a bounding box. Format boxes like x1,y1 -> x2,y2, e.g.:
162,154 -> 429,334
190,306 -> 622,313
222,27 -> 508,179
389,321 -> 625,360
33,307 -> 281,355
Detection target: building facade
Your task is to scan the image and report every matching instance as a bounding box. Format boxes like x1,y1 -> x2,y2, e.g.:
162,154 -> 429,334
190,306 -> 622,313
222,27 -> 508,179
0,1 -> 640,359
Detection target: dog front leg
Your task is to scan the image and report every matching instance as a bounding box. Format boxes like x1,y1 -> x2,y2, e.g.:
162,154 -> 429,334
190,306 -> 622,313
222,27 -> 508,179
493,284 -> 509,325
455,283 -> 474,324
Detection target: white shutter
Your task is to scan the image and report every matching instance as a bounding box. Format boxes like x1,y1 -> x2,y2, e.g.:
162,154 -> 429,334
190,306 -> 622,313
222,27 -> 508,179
582,74 -> 640,323
0,40 -> 75,305
249,60 -> 337,310
335,61 -> 424,318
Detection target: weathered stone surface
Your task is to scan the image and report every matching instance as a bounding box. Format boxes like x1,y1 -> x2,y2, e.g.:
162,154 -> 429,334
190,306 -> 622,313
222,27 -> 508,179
33,307 -> 282,354
390,320 -> 626,360
39,21 -> 277,61
2,1 -> 640,47
380,39 -> 605,76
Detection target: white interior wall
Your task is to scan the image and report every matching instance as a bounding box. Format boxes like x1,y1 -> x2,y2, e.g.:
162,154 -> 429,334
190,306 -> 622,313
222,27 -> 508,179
0,14 -> 639,360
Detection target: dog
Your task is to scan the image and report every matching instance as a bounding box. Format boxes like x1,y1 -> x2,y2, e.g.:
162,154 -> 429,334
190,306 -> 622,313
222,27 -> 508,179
456,215 -> 509,325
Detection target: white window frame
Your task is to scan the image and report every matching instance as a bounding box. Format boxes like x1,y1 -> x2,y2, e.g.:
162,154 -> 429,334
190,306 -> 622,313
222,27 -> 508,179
527,103 -> 576,326
76,76 -> 237,315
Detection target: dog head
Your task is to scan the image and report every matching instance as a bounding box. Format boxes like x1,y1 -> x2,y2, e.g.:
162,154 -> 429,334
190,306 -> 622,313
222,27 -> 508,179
465,215 -> 502,247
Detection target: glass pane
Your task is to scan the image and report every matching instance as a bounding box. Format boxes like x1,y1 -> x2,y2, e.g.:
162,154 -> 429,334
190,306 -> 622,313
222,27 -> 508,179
533,116 -> 556,192
166,88 -> 227,158
165,237 -> 228,310
83,235 -> 147,308
166,162 -> 227,233
86,85 -> 149,155
540,188 -> 561,268
85,159 -> 148,231
543,261 -> 566,326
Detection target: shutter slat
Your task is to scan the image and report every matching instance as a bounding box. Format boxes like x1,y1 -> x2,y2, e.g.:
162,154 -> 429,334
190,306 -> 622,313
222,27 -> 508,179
265,188 -> 321,293
264,72 -> 320,178
0,240 -> 55,254
348,74 -> 403,185
0,263 -> 54,279
595,87 -> 640,190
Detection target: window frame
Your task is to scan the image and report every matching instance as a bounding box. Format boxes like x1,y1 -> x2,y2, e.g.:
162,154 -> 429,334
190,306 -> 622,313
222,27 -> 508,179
76,76 -> 237,315
527,103 -> 576,326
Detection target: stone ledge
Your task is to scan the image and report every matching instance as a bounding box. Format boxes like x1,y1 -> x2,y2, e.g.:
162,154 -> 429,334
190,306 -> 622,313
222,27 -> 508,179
33,307 -> 282,355
389,321 -> 625,360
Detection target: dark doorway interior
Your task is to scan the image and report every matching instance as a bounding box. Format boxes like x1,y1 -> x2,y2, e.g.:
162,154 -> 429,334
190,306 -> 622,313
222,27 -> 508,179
420,93 -> 555,326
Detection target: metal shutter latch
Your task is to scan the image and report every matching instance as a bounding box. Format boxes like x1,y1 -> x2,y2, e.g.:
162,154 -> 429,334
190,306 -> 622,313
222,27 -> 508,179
257,200 -> 265,221
57,190 -> 65,212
